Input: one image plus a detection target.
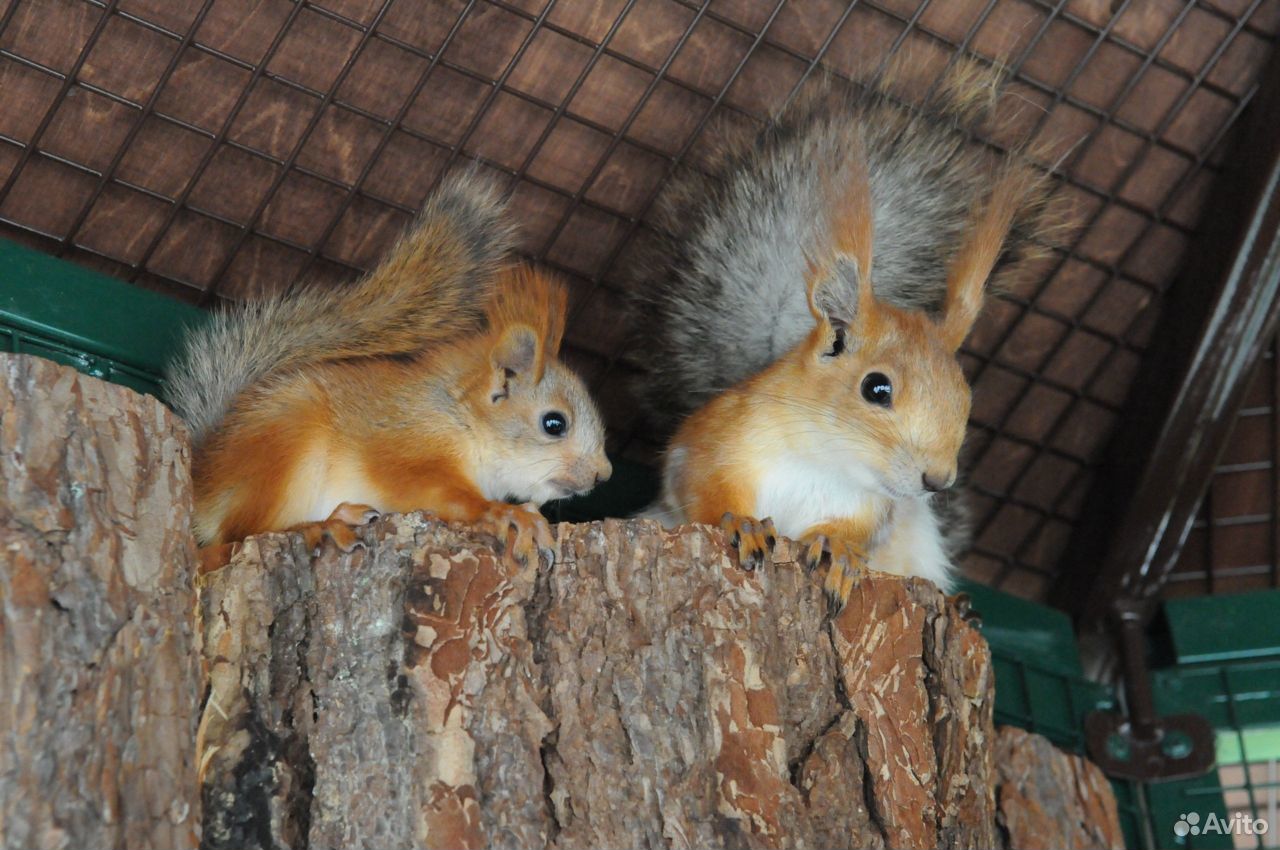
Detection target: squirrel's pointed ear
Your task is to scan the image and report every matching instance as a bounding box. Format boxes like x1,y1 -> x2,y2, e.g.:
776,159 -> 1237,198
806,148 -> 876,347
484,265 -> 565,388
806,254 -> 873,346
939,166 -> 1036,351
490,325 -> 543,387
806,264 -> 861,331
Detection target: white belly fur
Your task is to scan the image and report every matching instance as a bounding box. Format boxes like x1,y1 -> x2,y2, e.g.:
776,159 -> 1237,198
283,444 -> 385,525
649,446 -> 955,590
754,462 -> 954,590
754,462 -> 879,541
871,497 -> 953,590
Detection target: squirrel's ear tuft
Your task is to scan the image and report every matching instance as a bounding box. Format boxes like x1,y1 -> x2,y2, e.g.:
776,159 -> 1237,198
806,145 -> 877,339
807,266 -> 858,331
490,325 -> 542,383
939,164 -> 1043,351
486,265 -> 568,377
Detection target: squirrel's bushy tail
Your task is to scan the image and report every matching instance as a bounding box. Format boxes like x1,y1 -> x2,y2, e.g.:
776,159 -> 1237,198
166,172 -> 517,442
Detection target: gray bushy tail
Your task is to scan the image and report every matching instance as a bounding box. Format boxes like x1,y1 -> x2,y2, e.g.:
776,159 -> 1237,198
165,172 -> 517,443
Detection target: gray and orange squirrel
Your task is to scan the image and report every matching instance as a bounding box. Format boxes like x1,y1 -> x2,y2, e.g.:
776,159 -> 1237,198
627,61 -> 1060,612
166,173 -> 612,563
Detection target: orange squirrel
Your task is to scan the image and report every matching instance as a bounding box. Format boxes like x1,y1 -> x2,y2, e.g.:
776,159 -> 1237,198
165,174 -> 611,562
657,156 -> 1040,610
630,64 -> 1056,612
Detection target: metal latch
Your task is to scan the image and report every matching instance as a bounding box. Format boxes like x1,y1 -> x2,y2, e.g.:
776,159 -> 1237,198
1085,599 -> 1215,781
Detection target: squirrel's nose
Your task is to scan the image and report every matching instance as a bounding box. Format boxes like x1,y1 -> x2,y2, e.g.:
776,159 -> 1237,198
922,471 -> 955,492
595,457 -> 613,485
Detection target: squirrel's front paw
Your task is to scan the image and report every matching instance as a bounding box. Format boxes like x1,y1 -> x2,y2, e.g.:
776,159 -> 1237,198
483,502 -> 554,571
719,512 -> 776,572
297,501 -> 381,554
799,534 -> 867,618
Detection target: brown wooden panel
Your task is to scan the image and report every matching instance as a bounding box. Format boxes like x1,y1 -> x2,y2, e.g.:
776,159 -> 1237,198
145,209 -> 239,289
76,185 -> 172,265
116,116 -> 212,198
79,14 -> 177,102
259,169 -> 350,247
336,37 -> 431,119
1006,384 -> 1075,444
361,130 -> 449,208
41,86 -> 136,173
0,0 -> 102,74
0,59 -> 61,144
228,77 -> 321,158
1,155 -> 97,238
194,0 -> 294,65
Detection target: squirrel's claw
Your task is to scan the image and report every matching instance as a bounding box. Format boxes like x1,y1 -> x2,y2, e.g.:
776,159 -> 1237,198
947,591 -> 983,629
296,501 -> 380,555
484,502 -> 554,572
330,502 -> 382,525
719,512 -> 776,572
799,534 -> 867,618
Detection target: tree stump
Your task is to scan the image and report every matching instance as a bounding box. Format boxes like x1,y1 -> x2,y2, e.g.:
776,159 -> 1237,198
197,516 -> 999,850
0,354 -> 201,850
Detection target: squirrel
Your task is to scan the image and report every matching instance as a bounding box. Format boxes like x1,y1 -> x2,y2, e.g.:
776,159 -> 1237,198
626,60 -> 1058,611
165,173 -> 612,563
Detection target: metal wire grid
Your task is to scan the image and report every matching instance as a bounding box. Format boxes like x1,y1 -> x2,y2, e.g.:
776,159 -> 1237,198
0,0 -> 1276,600
1166,340 -> 1280,598
954,0 -> 1276,597
1220,759 -> 1280,849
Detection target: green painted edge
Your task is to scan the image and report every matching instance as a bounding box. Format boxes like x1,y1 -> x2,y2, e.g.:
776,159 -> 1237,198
1165,589 -> 1280,664
957,579 -> 1085,678
0,238 -> 203,380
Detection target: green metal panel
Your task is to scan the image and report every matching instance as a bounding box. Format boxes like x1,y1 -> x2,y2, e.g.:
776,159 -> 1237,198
1144,597 -> 1280,850
958,580 -> 1084,679
1152,659 -> 1280,730
0,239 -> 203,398
1164,589 -> 1280,664
1146,774 -> 1236,850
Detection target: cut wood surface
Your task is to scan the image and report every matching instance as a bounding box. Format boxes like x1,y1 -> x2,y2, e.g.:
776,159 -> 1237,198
0,356 -> 1124,850
0,354 -> 201,850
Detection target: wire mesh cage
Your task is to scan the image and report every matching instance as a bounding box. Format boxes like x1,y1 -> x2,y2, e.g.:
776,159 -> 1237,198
1168,341 -> 1280,599
5,6 -> 1280,850
0,1 -> 1278,604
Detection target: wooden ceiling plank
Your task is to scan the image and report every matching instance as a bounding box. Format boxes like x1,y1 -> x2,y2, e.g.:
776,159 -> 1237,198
1057,45 -> 1280,630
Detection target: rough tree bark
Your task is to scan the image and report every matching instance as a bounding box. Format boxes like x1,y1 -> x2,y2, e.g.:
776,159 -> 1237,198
197,516 -> 1001,850
995,726 -> 1125,850
0,354 -> 201,850
0,356 -> 1124,850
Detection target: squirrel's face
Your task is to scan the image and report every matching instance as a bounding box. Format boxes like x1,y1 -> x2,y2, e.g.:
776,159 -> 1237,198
472,325 -> 612,506
797,290 -> 971,502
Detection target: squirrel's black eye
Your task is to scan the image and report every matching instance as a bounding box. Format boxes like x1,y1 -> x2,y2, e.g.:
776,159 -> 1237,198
541,411 -> 568,437
861,373 -> 892,407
